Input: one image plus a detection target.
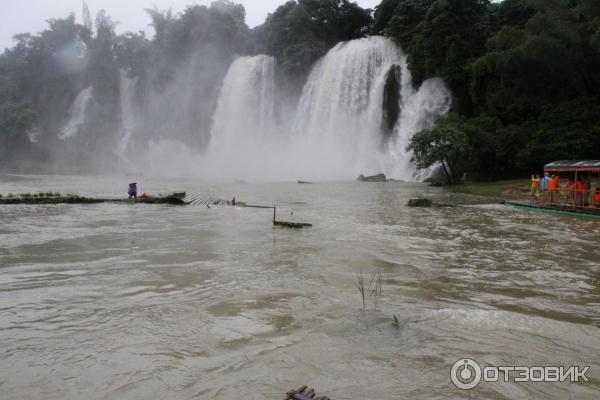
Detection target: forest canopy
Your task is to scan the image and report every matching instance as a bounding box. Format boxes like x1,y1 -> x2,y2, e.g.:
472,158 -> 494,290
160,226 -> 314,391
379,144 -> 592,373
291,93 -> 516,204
0,0 -> 598,178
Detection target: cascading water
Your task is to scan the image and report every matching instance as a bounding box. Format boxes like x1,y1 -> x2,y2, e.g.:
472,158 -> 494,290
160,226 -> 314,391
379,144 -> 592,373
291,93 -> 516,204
200,36 -> 452,181
115,70 -> 138,161
384,77 -> 453,179
202,55 -> 279,179
292,37 -> 407,179
59,87 -> 93,140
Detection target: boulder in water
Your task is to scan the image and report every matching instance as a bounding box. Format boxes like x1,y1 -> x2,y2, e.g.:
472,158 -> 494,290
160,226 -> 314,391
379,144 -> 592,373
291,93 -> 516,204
423,177 -> 444,187
407,198 -> 433,207
358,173 -> 388,182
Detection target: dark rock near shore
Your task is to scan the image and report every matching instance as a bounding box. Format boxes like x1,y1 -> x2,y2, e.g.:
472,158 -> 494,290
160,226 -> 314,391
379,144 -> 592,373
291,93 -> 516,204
358,173 -> 388,182
423,177 -> 444,187
407,198 -> 433,207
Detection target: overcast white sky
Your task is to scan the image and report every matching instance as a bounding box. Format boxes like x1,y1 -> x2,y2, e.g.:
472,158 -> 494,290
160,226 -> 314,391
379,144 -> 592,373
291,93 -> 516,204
1,0 -> 381,50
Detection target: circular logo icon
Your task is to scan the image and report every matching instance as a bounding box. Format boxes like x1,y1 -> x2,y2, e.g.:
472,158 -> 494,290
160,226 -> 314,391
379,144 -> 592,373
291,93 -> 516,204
451,358 -> 482,390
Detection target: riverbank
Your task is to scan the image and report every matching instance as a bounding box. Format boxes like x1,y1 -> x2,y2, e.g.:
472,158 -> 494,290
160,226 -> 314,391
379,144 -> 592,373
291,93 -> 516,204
448,179 -> 530,198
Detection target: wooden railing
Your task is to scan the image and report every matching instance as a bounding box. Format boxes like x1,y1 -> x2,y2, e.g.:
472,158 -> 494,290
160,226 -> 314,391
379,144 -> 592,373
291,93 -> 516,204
539,188 -> 600,210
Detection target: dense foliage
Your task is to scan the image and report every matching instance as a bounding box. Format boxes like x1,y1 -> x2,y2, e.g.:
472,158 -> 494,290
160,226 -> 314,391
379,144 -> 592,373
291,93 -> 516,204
0,0 -> 598,177
396,0 -> 600,180
255,0 -> 372,90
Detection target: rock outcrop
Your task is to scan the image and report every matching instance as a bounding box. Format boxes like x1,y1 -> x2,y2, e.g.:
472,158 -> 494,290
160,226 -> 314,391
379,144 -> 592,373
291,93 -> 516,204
407,198 -> 433,207
357,173 -> 388,182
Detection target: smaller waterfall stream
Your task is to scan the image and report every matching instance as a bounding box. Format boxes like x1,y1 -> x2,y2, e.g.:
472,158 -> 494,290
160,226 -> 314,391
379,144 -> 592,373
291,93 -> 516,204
202,55 -> 280,179
116,71 -> 139,161
59,87 -> 93,140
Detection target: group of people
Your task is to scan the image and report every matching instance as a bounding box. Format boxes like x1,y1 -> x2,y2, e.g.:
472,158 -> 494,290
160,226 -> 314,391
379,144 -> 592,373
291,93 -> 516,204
530,173 -> 600,208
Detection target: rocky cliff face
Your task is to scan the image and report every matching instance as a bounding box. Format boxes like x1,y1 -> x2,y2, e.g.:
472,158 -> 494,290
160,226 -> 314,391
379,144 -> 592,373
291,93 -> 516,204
382,64 -> 402,137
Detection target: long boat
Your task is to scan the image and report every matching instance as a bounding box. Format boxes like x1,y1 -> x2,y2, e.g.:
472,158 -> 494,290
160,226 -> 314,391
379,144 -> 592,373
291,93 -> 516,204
504,200 -> 600,218
504,160 -> 600,219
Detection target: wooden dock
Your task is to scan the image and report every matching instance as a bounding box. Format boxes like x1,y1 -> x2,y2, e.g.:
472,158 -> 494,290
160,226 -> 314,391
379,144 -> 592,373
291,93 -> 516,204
0,192 -> 314,227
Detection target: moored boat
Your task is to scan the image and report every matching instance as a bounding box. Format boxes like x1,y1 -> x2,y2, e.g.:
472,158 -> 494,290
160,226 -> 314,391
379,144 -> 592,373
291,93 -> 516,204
504,160 -> 600,218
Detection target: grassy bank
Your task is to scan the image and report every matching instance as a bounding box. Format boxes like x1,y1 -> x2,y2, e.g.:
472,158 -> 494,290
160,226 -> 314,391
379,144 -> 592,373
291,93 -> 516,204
448,179 -> 530,198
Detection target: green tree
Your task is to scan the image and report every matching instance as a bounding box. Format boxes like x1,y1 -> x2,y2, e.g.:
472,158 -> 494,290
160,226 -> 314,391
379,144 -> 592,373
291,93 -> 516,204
384,0 -> 492,114
256,0 -> 372,90
407,114 -> 470,184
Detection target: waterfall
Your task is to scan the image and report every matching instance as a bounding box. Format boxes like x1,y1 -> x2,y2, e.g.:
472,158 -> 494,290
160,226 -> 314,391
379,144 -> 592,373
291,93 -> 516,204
202,55 -> 279,179
59,87 -> 92,140
116,70 -> 138,161
200,36 -> 452,181
292,37 -> 407,179
385,77 -> 453,179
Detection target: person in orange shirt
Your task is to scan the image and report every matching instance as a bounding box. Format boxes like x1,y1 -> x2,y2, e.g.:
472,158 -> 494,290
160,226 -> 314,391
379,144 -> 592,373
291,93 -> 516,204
594,189 -> 600,208
530,174 -> 540,203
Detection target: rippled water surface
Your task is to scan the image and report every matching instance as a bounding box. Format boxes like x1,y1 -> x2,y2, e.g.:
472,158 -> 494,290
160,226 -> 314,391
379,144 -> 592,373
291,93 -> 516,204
1,175 -> 599,399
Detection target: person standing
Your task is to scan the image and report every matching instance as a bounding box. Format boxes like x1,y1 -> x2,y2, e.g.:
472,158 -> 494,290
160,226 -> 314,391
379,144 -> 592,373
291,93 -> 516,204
594,188 -> 600,208
530,174 -> 540,204
548,175 -> 556,204
541,173 -> 551,204
552,175 -> 561,205
576,178 -> 586,208
128,183 -> 138,199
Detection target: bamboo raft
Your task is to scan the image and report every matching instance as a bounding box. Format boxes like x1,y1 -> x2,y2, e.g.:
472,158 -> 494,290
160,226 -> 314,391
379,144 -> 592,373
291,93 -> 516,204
0,192 -> 314,227
286,386 -> 331,400
0,193 -> 186,205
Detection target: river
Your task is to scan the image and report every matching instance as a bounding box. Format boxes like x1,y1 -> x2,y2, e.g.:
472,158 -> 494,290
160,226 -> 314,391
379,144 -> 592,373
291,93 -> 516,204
0,175 -> 599,399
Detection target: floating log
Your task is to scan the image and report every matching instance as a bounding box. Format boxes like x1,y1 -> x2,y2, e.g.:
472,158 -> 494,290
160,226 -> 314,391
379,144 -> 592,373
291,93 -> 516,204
286,386 -> 331,400
274,220 -> 313,228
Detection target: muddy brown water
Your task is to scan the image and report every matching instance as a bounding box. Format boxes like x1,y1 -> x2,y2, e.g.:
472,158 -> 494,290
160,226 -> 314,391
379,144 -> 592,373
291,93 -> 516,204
0,175 -> 599,399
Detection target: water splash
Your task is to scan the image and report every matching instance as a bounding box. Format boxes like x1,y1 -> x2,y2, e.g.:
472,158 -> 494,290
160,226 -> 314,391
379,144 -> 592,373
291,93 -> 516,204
59,87 -> 93,140
115,70 -> 139,161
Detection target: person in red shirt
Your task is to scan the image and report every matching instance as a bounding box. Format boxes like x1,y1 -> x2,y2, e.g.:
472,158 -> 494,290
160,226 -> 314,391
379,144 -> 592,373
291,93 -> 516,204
576,179 -> 586,207
548,175 -> 556,204
595,189 -> 600,208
